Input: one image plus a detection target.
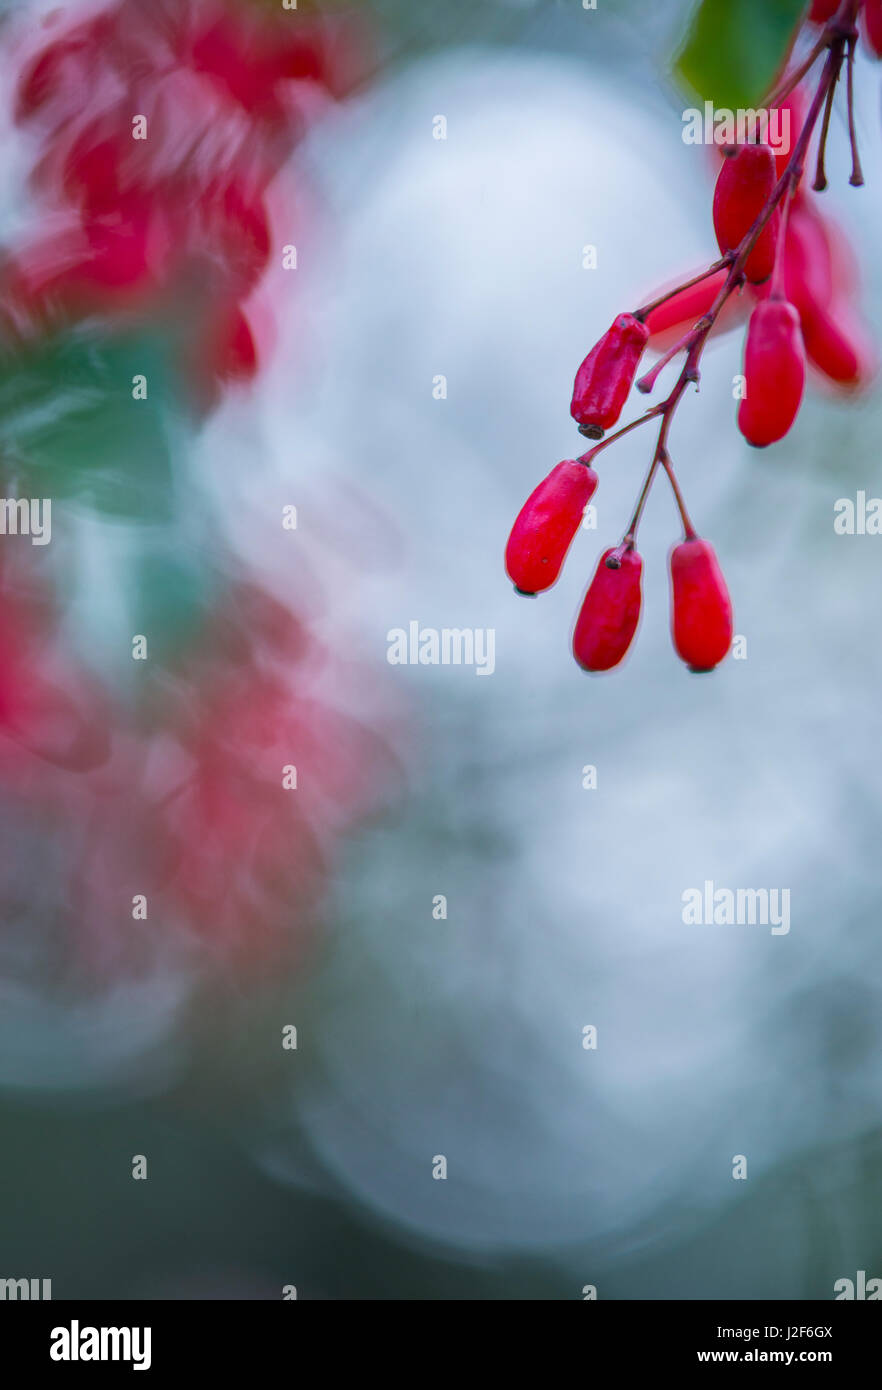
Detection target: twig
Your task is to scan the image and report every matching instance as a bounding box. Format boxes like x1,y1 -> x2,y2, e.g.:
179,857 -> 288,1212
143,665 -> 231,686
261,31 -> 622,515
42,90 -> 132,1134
631,256 -> 732,322
576,406 -> 663,466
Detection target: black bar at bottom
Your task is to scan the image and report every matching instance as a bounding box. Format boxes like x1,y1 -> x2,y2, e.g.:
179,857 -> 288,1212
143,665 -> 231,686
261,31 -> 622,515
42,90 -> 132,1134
0,1299 -> 876,1374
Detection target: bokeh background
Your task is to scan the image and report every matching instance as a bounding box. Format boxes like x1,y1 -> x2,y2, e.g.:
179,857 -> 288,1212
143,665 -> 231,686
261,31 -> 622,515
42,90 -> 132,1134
1,0 -> 881,1299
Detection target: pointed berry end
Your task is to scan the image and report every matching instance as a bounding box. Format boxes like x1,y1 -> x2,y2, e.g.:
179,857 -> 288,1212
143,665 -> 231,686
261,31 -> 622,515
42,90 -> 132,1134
513,586 -> 538,598
687,664 -> 717,674
578,423 -> 604,440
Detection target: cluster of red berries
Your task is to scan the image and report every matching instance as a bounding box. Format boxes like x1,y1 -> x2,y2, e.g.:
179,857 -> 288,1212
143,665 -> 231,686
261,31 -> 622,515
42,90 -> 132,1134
506,0 -> 876,675
653,88 -> 875,442
3,0 -> 363,401
505,454 -> 732,674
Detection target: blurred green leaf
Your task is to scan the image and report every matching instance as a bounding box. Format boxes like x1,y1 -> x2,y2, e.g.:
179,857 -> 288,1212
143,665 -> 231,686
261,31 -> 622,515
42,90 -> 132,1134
0,329 -> 184,523
674,0 -> 805,109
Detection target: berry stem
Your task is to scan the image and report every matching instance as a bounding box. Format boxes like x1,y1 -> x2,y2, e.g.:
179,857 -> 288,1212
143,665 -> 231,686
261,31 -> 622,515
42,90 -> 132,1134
631,256 -> 732,322
576,404 -> 664,465
846,33 -> 864,186
616,454 -> 660,555
763,0 -> 858,107
769,182 -> 794,300
659,449 -> 697,541
637,326 -> 701,394
812,48 -> 843,190
617,371 -> 693,550
765,33 -> 829,109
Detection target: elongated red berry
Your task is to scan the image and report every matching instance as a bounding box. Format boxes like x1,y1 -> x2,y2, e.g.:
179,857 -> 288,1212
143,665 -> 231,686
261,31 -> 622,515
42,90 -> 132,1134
809,0 -> 840,21
572,547 -> 642,672
644,268 -> 727,344
862,1 -> 882,59
669,538 -> 733,672
505,460 -> 598,595
765,204 -> 875,390
738,299 -> 805,447
802,308 -> 874,389
781,203 -> 834,321
570,313 -> 649,438
713,144 -> 780,285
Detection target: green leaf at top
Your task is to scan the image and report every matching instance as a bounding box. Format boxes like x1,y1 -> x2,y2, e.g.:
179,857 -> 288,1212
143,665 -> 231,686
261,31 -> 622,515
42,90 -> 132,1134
674,0 -> 807,112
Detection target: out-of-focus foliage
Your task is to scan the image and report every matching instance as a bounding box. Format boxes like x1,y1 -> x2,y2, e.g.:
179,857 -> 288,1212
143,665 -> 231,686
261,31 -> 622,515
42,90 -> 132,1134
0,330 -> 178,522
675,0 -> 805,108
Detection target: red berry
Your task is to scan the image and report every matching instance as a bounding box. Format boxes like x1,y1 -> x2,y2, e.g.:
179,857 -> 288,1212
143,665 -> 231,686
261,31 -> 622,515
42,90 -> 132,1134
738,299 -> 805,447
669,538 -> 733,672
802,307 -> 874,388
758,204 -> 874,389
644,268 -> 728,343
570,313 -> 649,438
712,144 -> 780,285
809,0 -> 841,21
505,460 -> 598,594
781,203 -> 834,321
572,547 -> 642,673
862,1 -> 882,59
